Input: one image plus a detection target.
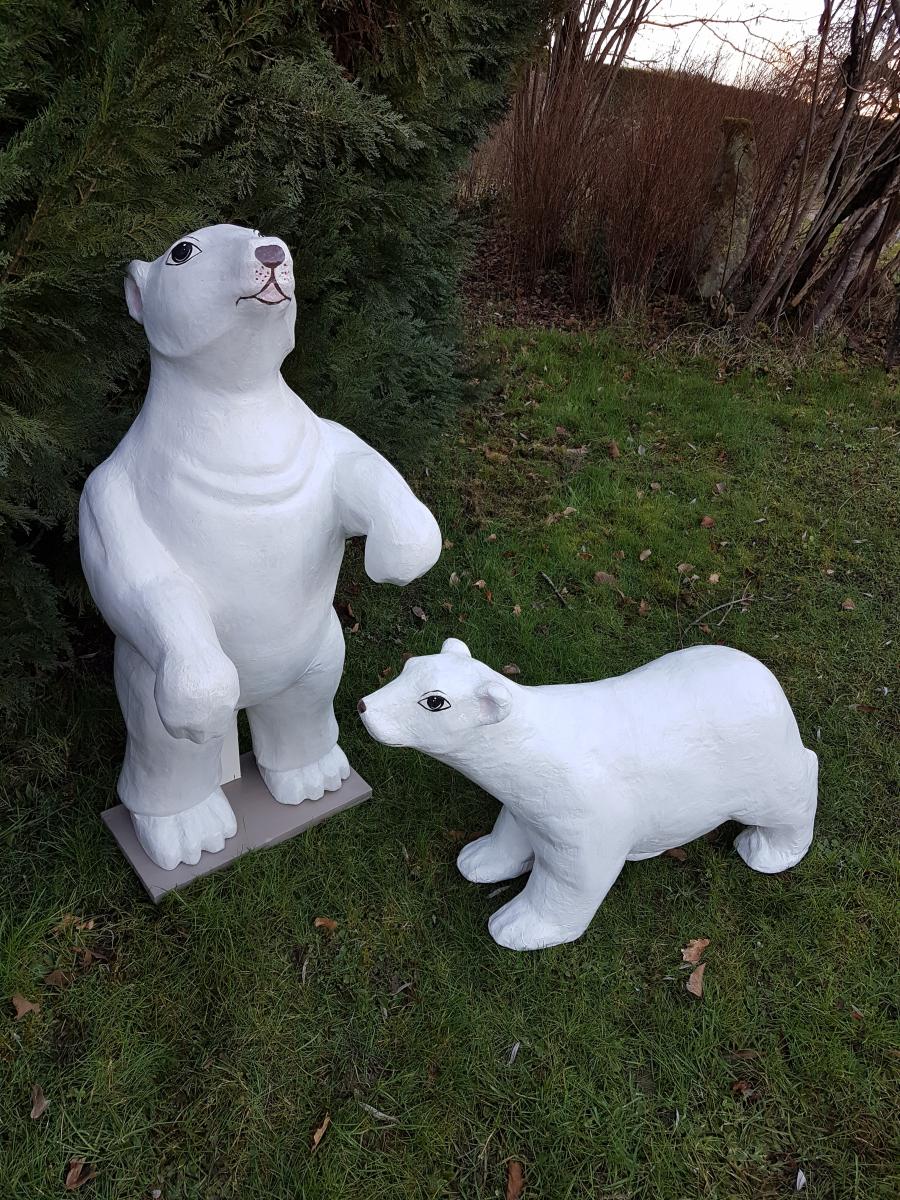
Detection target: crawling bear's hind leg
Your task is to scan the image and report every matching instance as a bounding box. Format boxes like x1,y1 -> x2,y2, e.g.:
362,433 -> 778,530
115,640 -> 237,870
734,749 -> 818,874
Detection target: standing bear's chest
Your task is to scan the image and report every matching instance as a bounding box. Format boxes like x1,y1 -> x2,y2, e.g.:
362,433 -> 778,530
124,412 -> 345,663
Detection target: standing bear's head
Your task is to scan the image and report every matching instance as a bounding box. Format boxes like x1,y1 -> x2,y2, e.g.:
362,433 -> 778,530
358,638 -> 514,758
125,224 -> 296,383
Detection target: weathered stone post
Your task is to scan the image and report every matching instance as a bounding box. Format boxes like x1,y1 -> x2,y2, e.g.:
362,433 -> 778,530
694,117 -> 756,303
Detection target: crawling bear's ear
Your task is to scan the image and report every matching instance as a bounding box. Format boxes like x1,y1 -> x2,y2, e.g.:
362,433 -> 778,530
476,680 -> 511,725
124,260 -> 150,325
441,637 -> 471,658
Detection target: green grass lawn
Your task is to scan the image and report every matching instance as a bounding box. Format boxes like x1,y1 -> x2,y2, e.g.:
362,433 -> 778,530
2,328 -> 898,1199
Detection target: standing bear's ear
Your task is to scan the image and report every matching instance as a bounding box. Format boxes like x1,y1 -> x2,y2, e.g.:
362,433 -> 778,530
441,638 -> 471,658
124,260 -> 150,325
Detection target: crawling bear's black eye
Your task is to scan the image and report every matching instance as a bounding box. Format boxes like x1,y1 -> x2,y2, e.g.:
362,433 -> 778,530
165,240 -> 200,266
418,694 -> 450,712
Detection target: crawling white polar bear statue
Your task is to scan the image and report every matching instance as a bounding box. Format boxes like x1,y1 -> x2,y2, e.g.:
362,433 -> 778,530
80,224 -> 441,870
359,639 -> 818,950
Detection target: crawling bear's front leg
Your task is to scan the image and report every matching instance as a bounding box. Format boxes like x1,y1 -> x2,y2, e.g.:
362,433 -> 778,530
457,806 -> 535,883
487,835 -> 629,952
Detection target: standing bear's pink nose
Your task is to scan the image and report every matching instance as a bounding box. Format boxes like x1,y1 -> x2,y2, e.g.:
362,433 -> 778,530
254,244 -> 285,267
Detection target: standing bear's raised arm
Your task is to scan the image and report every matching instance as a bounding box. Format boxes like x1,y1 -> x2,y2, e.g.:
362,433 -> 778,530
324,420 -> 442,586
80,460 -> 239,743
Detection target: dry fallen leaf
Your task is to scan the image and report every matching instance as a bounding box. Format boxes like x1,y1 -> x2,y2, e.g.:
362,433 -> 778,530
474,579 -> 487,589
311,1113 -> 331,1152
53,915 -> 95,935
449,571 -> 460,587
64,1159 -> 97,1190
639,549 -> 652,562
512,604 -> 522,618
686,962 -> 706,998
359,1101 -> 398,1123
650,481 -> 661,492
664,847 -> 687,862
502,664 -> 521,676
313,917 -> 337,934
43,969 -> 73,989
681,937 -> 710,964
708,572 -> 720,584
714,481 -> 727,494
506,1159 -> 525,1200
638,599 -> 651,617
841,597 -> 856,611
676,562 -> 694,575
11,994 -> 40,1019
593,571 -> 618,587
411,606 -> 427,623
30,1084 -> 48,1119
700,515 -> 716,528
608,440 -> 621,460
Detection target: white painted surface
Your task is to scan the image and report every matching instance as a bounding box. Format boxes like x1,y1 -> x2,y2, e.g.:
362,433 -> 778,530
360,639 -> 818,950
81,224 -> 441,869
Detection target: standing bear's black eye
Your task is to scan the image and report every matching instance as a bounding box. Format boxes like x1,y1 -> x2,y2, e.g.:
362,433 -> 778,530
419,694 -> 451,712
165,240 -> 201,266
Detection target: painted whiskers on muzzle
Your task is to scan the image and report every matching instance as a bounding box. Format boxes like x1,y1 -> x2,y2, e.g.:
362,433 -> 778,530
236,242 -> 293,306
235,273 -> 292,306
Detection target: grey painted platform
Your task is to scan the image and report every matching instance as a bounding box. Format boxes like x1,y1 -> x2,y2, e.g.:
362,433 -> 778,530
101,752 -> 371,903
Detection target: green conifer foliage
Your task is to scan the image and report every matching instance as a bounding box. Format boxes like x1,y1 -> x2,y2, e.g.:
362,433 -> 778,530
0,0 -> 545,714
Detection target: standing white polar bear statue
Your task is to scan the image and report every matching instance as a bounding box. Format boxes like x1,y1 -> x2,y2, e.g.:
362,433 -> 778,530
80,224 -> 441,871
358,640 -> 818,951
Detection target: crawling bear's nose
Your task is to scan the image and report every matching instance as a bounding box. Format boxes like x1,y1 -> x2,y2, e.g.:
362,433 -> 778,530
357,699 -> 367,714
255,244 -> 285,267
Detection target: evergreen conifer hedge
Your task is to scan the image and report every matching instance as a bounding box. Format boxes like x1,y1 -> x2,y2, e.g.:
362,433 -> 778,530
0,0 -> 546,715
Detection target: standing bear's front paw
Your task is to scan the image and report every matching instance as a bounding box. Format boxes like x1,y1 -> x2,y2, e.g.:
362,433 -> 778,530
154,645 -> 240,743
260,744 -> 350,806
488,893 -> 585,951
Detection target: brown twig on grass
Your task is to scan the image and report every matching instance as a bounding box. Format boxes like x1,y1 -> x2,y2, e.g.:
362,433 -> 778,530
539,571 -> 570,607
682,586 -> 757,639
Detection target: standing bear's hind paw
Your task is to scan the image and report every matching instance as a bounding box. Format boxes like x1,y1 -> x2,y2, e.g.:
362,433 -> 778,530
260,744 -> 350,806
131,787 -> 237,870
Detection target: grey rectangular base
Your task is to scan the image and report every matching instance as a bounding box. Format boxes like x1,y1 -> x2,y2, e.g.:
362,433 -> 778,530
101,752 -> 371,903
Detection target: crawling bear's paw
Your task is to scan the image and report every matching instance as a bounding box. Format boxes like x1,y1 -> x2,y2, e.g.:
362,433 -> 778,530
457,834 -> 534,884
488,893 -> 585,952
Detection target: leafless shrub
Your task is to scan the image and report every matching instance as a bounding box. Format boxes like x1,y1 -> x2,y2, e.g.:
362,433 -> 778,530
462,0 -> 900,337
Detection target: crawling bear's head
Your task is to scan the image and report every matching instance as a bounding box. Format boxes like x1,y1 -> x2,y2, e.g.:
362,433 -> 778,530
358,638 -> 513,756
125,223 -> 296,370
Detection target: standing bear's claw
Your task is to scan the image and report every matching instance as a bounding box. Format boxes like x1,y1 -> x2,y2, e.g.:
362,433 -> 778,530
260,744 -> 350,806
131,787 -> 237,870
